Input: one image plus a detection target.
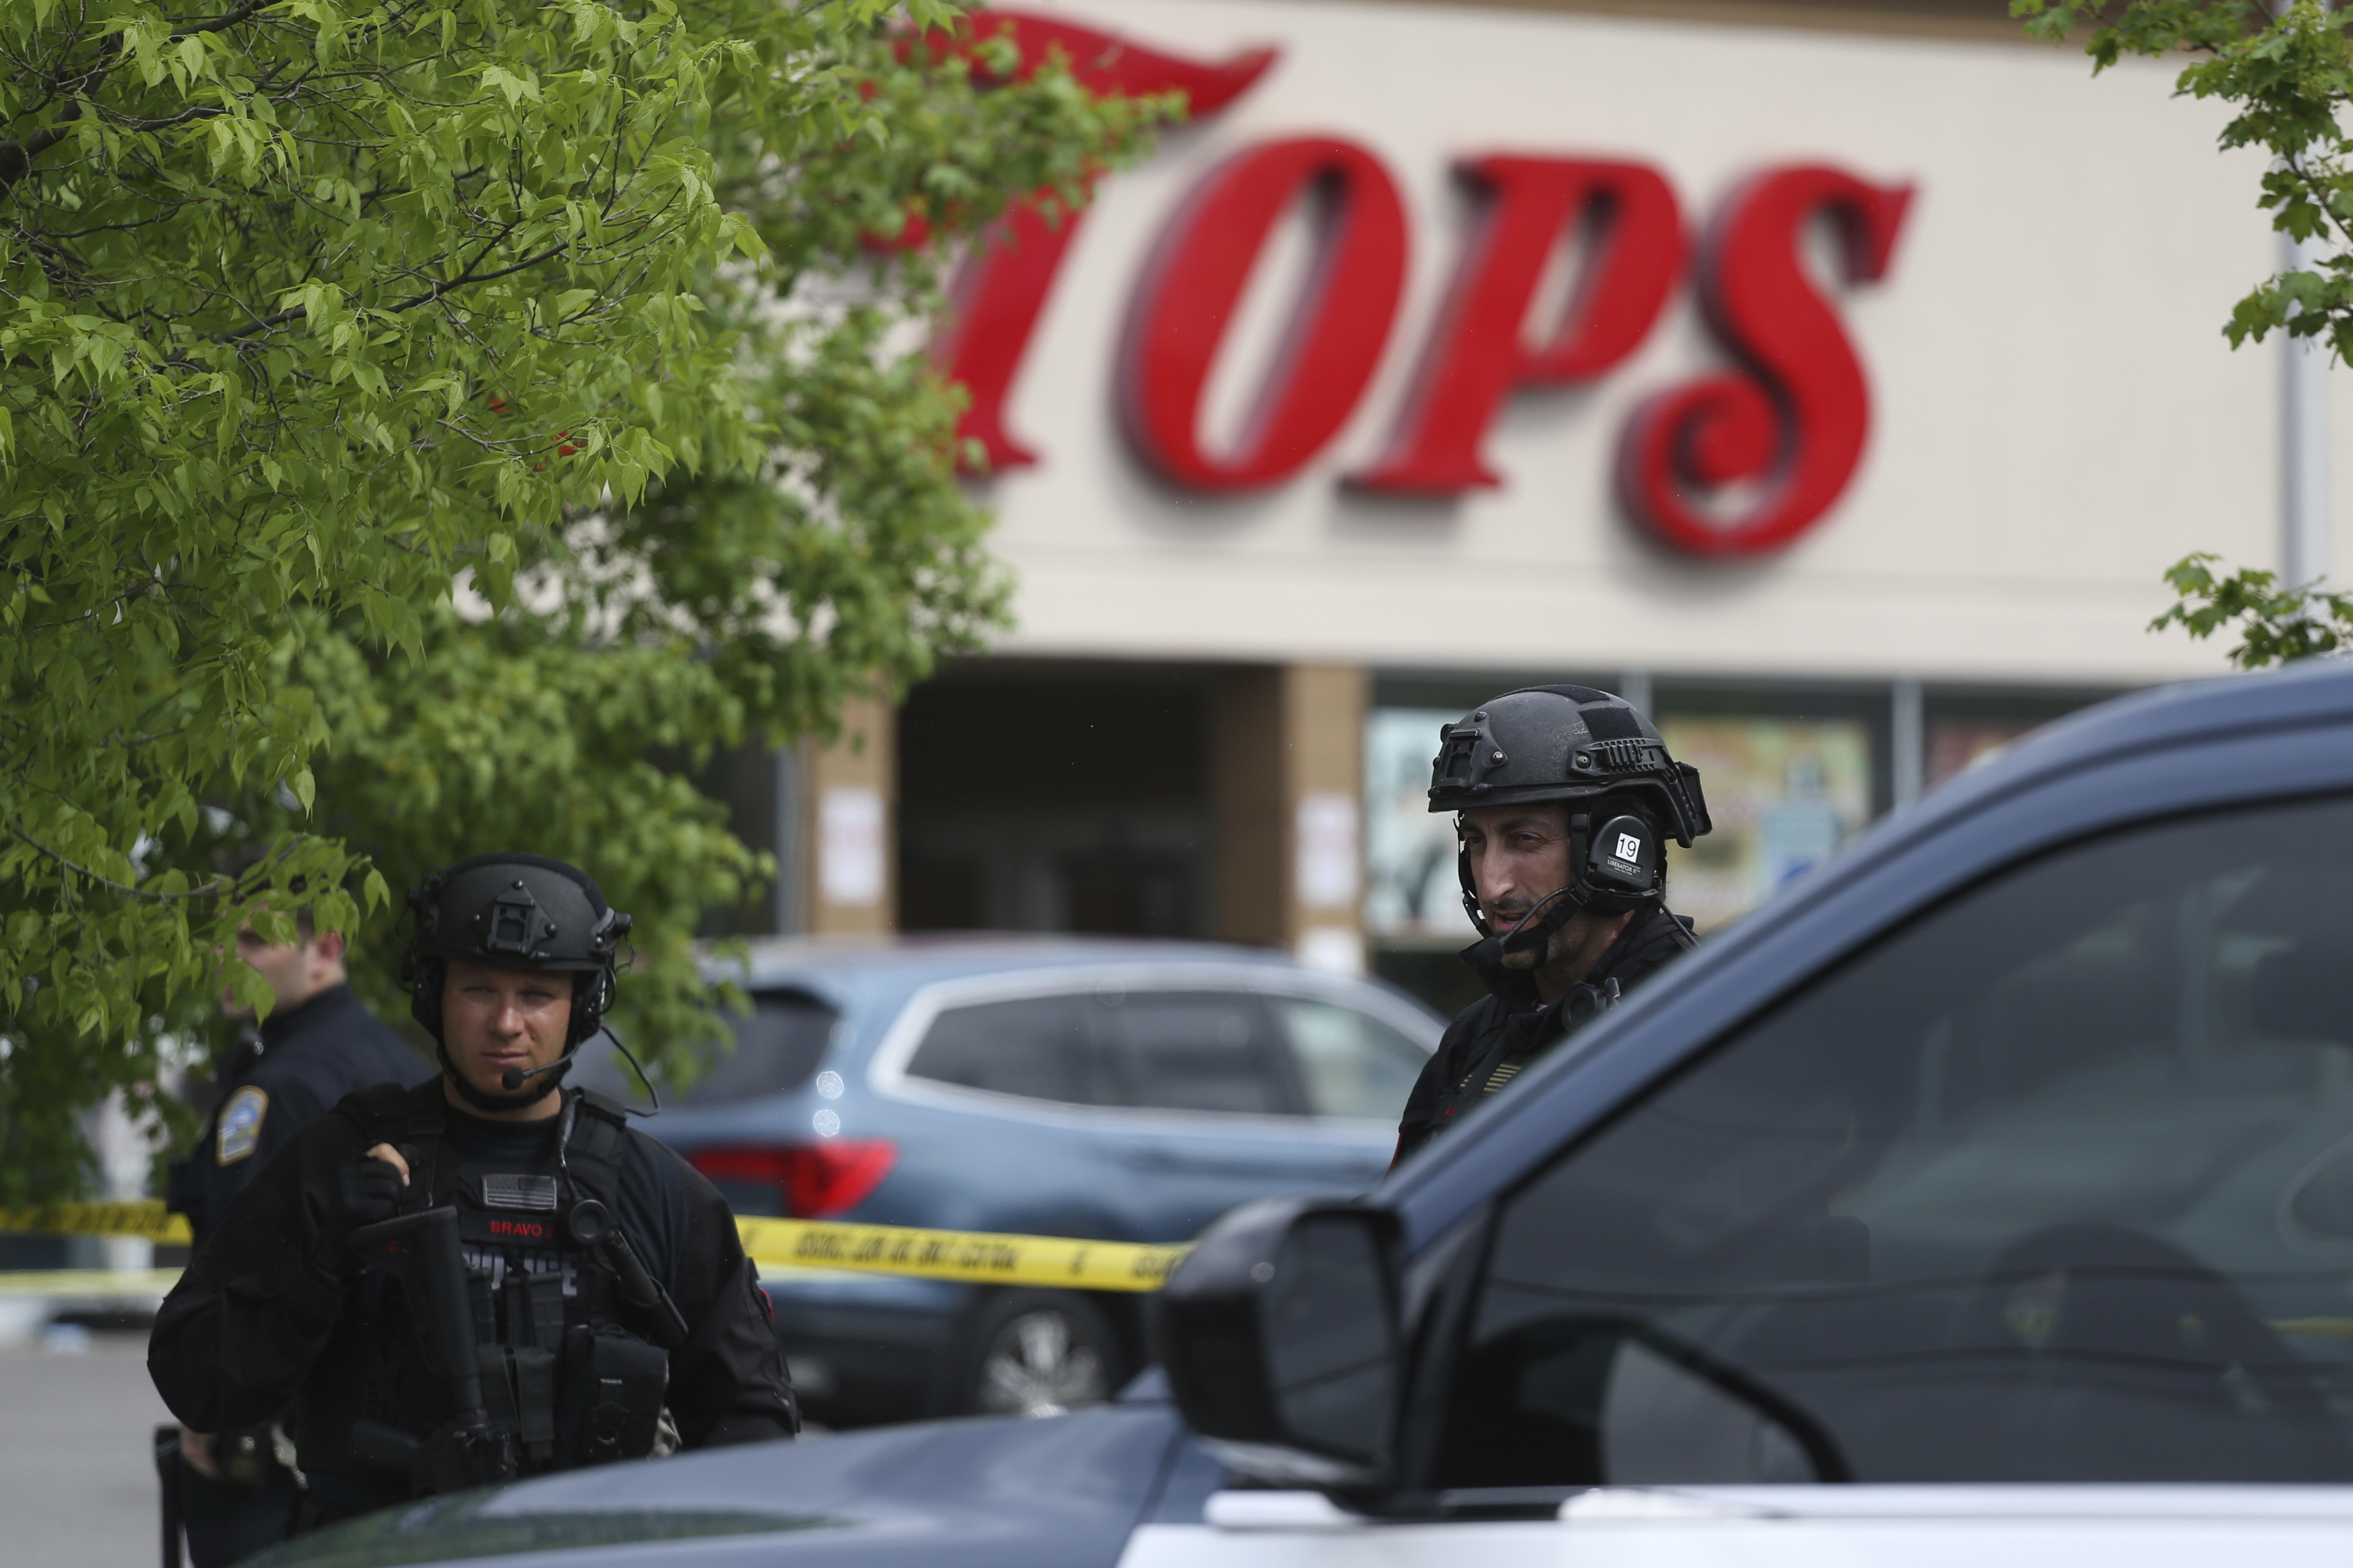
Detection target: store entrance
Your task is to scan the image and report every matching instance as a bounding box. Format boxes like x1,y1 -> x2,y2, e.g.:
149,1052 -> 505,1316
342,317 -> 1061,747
896,660 -> 1214,937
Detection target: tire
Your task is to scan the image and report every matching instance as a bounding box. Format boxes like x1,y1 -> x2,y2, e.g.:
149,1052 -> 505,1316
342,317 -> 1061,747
958,1290 -> 1127,1419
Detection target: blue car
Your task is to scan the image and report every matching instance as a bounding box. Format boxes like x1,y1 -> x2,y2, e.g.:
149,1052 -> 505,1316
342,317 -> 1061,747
570,937 -> 1443,1428
266,662 -> 2353,1568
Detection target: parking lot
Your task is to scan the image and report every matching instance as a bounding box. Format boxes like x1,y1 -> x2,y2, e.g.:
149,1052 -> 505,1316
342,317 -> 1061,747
2,1330 -> 175,1567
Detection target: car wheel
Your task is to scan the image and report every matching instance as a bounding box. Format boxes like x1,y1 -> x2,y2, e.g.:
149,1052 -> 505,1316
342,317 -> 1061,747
963,1290 -> 1125,1419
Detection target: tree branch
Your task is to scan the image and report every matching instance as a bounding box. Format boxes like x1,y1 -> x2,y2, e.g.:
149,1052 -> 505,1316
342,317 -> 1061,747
10,822 -> 234,903
217,239 -> 569,342
171,2 -> 267,40
0,111 -> 81,195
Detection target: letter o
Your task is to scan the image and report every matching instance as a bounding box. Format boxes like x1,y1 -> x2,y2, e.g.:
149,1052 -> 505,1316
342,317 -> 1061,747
1120,137 -> 1409,491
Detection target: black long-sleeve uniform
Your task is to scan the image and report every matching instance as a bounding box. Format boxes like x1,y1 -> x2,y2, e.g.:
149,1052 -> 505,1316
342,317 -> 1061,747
150,1082 -> 796,1522
165,982 -> 428,1244
1394,907 -> 1697,1162
160,982 -> 428,1568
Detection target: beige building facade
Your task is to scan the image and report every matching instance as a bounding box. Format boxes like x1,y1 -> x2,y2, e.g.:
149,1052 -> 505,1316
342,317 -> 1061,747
761,0 -> 2352,1009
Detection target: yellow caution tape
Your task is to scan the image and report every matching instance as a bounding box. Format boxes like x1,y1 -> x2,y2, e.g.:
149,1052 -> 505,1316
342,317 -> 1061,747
0,1268 -> 183,1297
0,1200 -> 192,1245
737,1216 -> 1191,1293
1,1202 -> 1192,1294
2270,1317 -> 2353,1339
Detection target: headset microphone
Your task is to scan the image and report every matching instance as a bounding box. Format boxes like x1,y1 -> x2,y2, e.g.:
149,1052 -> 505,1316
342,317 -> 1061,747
1470,810 -> 1668,951
500,1058 -> 575,1094
1431,686 -> 1709,943
1497,882 -> 1586,958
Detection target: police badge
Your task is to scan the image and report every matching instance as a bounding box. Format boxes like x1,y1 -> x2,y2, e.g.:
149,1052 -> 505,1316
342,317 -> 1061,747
216,1086 -> 269,1164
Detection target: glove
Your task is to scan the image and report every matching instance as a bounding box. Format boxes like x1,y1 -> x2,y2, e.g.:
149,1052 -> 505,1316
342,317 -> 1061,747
322,1156 -> 403,1264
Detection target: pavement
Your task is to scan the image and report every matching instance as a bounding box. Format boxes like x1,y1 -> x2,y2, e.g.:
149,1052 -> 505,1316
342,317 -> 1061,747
0,1311 -> 840,1567
0,1328 -> 174,1567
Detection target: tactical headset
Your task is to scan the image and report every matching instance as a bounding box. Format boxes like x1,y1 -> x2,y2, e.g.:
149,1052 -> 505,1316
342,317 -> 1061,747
1427,686 -> 1710,956
1454,802 -> 1666,955
399,854 -> 632,1107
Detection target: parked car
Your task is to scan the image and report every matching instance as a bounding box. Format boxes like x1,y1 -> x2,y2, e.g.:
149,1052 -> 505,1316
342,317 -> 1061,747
263,661 -> 2353,1568
568,937 -> 1443,1428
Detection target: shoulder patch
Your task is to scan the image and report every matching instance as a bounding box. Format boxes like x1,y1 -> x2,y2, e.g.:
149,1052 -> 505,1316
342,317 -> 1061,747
216,1086 -> 269,1165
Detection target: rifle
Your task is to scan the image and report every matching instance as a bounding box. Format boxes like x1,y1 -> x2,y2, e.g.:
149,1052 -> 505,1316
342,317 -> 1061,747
346,1207 -> 518,1493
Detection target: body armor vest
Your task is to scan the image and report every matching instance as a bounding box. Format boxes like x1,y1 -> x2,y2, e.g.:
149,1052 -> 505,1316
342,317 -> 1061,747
306,1082 -> 674,1503
1423,909 -> 1700,1140
1424,978 -> 1621,1137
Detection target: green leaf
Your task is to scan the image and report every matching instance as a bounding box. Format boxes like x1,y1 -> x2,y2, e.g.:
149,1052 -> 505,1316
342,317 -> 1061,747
0,0 -> 1168,1204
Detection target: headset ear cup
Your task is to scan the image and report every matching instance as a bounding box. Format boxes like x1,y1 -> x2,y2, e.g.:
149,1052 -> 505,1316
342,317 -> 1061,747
565,964 -> 618,1048
1581,813 -> 1664,913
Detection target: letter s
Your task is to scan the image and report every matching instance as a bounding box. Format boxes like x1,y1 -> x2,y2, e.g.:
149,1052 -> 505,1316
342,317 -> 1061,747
1618,166 -> 1912,556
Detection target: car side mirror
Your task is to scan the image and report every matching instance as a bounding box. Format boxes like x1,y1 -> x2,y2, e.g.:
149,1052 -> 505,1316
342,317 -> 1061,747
1157,1198 -> 1402,1489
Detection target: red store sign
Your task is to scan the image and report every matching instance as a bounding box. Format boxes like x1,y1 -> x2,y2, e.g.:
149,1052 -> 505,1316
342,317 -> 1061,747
929,13 -> 1914,559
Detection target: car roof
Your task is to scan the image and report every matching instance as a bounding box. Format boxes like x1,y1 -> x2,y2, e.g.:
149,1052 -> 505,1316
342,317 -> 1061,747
707,933 -> 1303,1001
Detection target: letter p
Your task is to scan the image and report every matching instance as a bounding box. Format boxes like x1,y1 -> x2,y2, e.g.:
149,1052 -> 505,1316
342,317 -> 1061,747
1355,157 -> 1686,494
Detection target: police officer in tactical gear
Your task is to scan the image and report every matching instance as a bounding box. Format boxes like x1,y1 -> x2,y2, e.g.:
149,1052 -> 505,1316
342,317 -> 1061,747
1393,687 -> 1711,1163
162,887 -> 426,1567
149,853 -> 797,1531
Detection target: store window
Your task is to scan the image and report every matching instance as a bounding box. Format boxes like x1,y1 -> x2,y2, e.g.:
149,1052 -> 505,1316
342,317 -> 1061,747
1654,713 -> 1874,932
1926,719 -> 2035,789
1922,690 -> 2111,793
1363,706 -> 1477,946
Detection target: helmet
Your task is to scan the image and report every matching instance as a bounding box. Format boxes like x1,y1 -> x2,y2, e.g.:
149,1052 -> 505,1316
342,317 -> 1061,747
400,853 -> 631,1049
1429,686 -> 1711,940
1427,685 -> 1709,842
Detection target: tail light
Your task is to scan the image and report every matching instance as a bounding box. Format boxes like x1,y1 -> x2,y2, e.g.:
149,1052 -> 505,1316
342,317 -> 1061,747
691,1140 -> 898,1218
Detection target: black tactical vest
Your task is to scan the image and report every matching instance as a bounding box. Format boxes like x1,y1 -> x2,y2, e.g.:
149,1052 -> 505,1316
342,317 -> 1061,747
1418,910 -> 1699,1145
302,1082 -> 671,1504
1424,978 -> 1622,1133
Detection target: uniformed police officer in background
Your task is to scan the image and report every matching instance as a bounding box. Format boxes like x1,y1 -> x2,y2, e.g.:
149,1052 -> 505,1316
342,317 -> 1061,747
1394,686 -> 1712,1162
162,880 -> 425,1567
150,853 -> 796,1534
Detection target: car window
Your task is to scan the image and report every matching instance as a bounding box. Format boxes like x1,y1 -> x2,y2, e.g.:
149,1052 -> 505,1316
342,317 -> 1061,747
1094,990 -> 1297,1115
1439,795 -> 2353,1487
1275,997 -> 1431,1120
905,994 -> 1108,1104
569,989 -> 835,1108
677,991 -> 838,1104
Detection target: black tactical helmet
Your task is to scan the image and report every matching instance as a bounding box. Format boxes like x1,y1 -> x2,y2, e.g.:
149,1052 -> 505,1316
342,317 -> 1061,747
401,853 -> 631,1048
1427,685 -> 1711,846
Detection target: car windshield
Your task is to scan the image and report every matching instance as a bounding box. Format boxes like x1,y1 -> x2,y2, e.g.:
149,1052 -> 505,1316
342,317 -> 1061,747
1443,793 -> 2353,1485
